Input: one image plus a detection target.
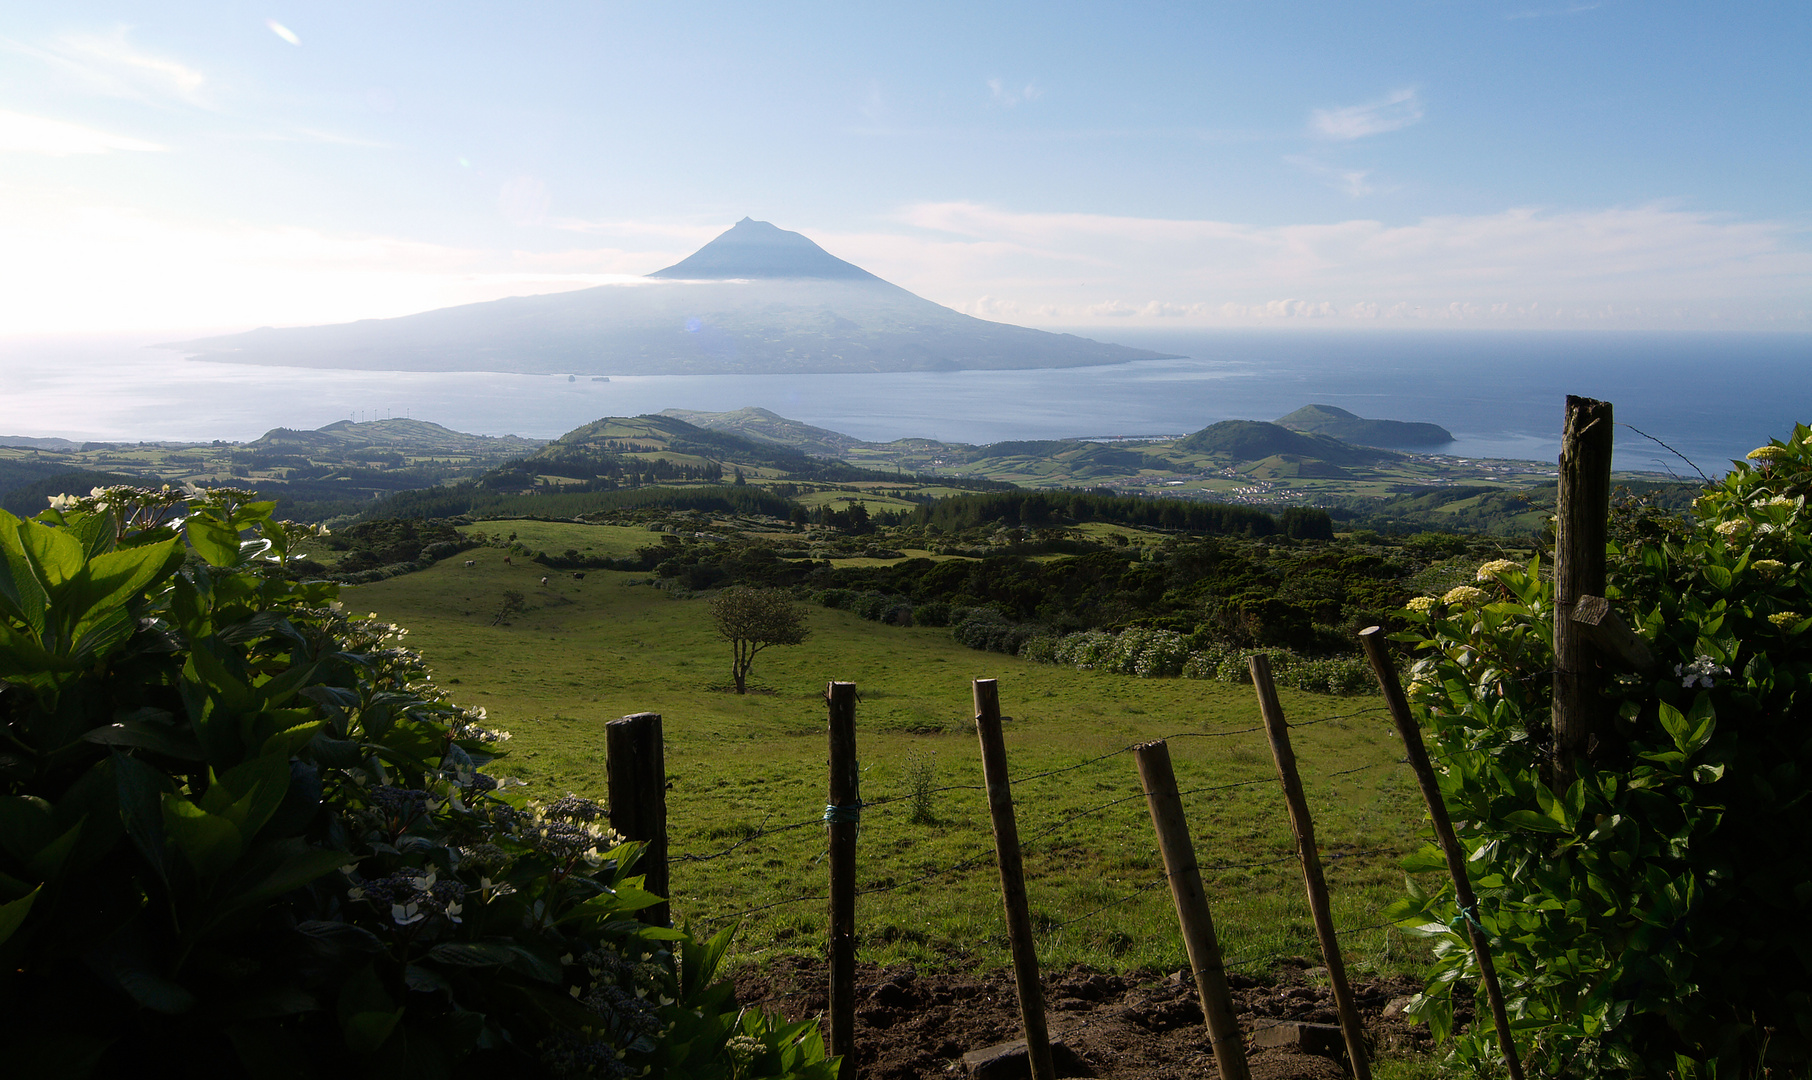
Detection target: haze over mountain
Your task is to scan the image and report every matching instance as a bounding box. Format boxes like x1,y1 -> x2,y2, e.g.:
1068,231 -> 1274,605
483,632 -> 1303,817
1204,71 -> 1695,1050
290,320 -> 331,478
167,219 -> 1172,376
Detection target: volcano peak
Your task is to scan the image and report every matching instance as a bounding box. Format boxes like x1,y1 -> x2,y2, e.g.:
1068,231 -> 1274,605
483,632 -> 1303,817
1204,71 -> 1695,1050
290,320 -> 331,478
647,218 -> 883,282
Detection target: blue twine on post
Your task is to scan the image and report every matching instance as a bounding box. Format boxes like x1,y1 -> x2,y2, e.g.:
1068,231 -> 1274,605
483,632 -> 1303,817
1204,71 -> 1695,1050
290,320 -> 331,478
1449,903 -> 1488,937
823,802 -> 864,825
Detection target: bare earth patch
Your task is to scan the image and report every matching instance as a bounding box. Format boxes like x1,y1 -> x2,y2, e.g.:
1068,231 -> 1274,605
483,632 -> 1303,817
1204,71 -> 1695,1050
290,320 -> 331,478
735,957 -> 1446,1079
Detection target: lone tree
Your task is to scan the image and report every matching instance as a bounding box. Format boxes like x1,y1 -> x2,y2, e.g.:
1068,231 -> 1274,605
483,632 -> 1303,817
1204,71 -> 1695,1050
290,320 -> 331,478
709,585 -> 810,693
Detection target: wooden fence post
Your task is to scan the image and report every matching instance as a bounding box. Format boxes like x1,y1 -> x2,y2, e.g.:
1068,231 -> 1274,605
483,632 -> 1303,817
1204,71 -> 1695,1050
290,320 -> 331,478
1249,656 -> 1372,1080
826,682 -> 860,1079
1360,628 -> 1525,1080
1554,394 -> 1614,792
605,712 -> 669,927
1132,739 -> 1253,1080
973,679 -> 1056,1080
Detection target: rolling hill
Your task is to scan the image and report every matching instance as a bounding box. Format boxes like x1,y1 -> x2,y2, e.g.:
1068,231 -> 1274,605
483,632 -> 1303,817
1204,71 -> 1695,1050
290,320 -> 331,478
1275,405 -> 1453,448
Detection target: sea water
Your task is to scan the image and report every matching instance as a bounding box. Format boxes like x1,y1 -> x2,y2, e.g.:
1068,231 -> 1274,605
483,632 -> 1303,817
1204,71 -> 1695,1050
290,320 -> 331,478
1,329 -> 1806,475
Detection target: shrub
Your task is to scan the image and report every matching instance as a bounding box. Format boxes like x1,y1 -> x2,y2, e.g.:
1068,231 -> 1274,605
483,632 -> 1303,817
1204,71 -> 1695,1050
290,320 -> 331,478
850,592 -> 890,621
1110,627 -> 1192,677
0,486 -> 833,1079
913,600 -> 951,627
951,608 -> 1041,656
1387,425 -> 1812,1077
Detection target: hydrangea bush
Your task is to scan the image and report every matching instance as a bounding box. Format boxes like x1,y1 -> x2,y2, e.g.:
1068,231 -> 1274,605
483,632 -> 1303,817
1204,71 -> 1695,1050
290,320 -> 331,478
1044,627 -> 1374,695
0,487 -> 834,1079
1387,427 -> 1812,1077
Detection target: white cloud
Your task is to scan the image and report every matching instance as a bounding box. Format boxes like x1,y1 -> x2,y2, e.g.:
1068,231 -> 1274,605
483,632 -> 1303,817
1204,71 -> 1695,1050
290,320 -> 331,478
0,190 -> 678,334
265,20 -> 301,46
0,110 -> 165,155
1285,155 -> 1377,197
3,193 -> 1805,335
988,78 -> 1042,108
815,201 -> 1812,329
25,27 -> 212,107
1311,88 -> 1424,140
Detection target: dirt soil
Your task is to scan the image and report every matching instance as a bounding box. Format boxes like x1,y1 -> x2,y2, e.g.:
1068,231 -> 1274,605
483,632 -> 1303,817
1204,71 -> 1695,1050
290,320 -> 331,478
735,957 -> 1456,1080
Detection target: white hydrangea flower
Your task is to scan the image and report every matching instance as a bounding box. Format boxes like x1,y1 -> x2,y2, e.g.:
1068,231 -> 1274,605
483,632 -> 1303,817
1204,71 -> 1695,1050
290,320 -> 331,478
1475,559 -> 1520,581
1675,655 -> 1728,688
1442,585 -> 1489,608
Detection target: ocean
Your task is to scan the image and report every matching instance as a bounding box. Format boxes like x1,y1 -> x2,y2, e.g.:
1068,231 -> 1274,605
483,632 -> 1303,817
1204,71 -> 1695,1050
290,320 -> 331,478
2,329 -> 1807,476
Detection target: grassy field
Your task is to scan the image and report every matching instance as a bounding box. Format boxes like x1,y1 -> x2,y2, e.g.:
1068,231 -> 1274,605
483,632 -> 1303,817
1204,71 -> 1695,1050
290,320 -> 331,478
350,545 -> 1434,986
456,519 -> 664,558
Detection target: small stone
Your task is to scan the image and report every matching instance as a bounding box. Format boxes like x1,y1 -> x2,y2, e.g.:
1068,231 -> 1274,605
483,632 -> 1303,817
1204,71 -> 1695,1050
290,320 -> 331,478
1382,994 -> 1418,1019
1252,1021 -> 1348,1059
961,1038 -> 1090,1079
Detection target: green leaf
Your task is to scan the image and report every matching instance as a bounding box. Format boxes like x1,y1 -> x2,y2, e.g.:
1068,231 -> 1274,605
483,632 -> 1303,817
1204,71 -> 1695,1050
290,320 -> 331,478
1504,809 -> 1572,835
26,817 -> 83,881
186,513 -> 245,568
1657,702 -> 1691,750
201,751 -> 293,838
337,965 -> 403,1055
426,942 -> 516,968
0,795 -> 55,865
261,721 -> 327,759
67,537 -> 181,628
1702,564 -> 1734,591
0,509 -> 51,631
217,840 -> 353,914
161,795 -> 244,881
114,752 -> 173,886
85,721 -> 206,761
0,884 -> 41,946
253,660 -> 322,713
16,515 -> 84,591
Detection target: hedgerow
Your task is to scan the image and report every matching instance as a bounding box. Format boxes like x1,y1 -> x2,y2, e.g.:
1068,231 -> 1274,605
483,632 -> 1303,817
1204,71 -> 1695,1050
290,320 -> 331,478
1388,426 -> 1812,1077
0,486 -> 833,1079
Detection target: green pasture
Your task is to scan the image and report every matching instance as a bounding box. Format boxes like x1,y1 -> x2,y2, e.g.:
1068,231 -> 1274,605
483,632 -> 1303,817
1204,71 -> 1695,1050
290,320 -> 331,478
458,519 -> 663,558
350,553 -> 1432,982
793,490 -> 920,510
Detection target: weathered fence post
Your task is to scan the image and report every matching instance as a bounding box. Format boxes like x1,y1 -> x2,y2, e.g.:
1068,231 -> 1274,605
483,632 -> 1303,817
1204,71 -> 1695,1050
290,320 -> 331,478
826,682 -> 860,1079
1132,739 -> 1253,1080
1249,656 -> 1371,1080
605,712 -> 669,926
1554,394 -> 1614,792
973,679 -> 1056,1080
1359,627 -> 1525,1080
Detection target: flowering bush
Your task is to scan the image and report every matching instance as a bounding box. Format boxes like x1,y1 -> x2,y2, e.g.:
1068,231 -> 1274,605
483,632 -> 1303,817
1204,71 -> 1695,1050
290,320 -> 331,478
0,487 -> 834,1079
1387,424 -> 1812,1078
1046,630 -> 1373,695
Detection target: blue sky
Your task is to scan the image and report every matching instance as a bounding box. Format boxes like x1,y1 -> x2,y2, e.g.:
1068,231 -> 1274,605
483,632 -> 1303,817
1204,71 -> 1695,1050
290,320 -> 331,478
2,1 -> 1807,334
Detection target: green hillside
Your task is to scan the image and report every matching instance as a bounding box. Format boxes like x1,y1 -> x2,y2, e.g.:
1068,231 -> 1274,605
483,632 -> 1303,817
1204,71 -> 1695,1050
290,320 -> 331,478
1174,420 -> 1395,466
1275,404 -> 1453,448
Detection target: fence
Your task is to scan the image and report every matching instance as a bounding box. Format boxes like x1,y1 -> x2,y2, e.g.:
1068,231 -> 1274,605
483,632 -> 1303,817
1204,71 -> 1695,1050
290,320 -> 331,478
596,647 -> 1502,1080
585,395 -> 1647,1079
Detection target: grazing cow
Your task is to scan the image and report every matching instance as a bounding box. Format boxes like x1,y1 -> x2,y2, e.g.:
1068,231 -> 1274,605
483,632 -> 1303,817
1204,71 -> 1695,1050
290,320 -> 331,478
502,556 -> 511,565
573,572 -> 585,580
464,559 -> 475,567
539,576 -> 549,587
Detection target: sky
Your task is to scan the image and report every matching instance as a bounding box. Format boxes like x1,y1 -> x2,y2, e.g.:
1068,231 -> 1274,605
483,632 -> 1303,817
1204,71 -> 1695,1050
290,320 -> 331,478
2,1 -> 1808,336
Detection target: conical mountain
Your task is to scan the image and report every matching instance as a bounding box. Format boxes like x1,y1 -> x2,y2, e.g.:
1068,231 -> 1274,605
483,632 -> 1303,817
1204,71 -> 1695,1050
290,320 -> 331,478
648,218 -> 882,282
167,220 -> 1173,375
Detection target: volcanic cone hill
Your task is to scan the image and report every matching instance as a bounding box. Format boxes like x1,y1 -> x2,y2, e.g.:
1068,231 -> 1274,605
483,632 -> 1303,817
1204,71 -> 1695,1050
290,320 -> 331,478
167,219 -> 1172,376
